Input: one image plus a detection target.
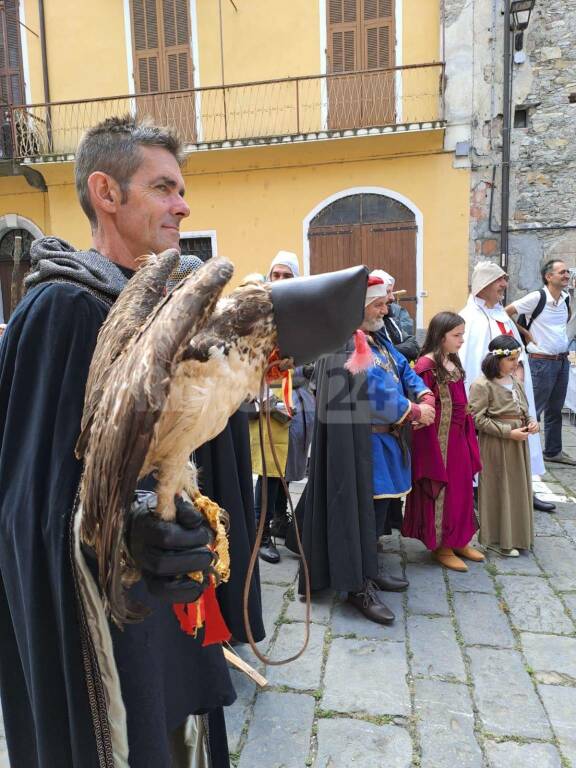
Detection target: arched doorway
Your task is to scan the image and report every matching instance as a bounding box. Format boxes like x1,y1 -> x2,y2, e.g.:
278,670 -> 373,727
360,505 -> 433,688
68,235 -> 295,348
0,216 -> 43,322
307,192 -> 418,320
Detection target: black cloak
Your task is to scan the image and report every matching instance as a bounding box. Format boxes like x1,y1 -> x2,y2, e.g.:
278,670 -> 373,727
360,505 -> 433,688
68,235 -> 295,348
0,282 -> 236,768
286,343 -> 378,595
194,410 -> 265,643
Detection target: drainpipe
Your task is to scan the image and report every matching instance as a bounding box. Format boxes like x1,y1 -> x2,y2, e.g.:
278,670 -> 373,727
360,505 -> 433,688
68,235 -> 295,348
500,0 -> 513,271
37,0 -> 52,152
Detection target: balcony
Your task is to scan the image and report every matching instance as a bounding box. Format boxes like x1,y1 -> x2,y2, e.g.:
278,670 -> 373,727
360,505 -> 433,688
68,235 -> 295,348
9,62 -> 445,162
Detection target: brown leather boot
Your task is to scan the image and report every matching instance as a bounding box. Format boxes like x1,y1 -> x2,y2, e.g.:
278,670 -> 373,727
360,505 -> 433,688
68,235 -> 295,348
347,580 -> 395,625
432,547 -> 468,572
453,546 -> 485,562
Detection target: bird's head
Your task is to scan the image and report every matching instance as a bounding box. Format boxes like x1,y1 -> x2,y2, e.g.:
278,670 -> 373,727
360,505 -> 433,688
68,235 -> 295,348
185,279 -> 278,366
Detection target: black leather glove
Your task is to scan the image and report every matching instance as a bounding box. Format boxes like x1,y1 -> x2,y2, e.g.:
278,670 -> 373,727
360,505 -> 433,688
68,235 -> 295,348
126,492 -> 215,603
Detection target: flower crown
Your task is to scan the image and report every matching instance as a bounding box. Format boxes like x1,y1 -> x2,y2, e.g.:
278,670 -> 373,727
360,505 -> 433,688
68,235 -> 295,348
490,347 -> 520,357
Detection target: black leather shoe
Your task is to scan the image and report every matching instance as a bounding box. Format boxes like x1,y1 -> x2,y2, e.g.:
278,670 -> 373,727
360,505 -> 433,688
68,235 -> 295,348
259,537 -> 280,564
533,495 -> 556,513
347,581 -> 395,625
372,571 -> 409,592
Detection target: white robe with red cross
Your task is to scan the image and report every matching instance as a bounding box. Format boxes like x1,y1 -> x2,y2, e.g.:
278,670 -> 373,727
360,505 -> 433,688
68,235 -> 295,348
458,294 -> 545,476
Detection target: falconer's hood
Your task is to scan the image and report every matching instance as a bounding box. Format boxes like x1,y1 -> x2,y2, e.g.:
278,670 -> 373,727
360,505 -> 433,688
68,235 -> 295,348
271,265 -> 369,365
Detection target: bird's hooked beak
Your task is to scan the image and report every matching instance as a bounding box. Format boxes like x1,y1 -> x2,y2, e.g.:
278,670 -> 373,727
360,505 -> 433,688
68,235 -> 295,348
270,265 -> 369,365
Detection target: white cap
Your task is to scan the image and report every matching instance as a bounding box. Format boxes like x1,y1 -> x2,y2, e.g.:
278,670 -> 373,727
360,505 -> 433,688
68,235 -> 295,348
370,269 -> 395,289
471,261 -> 507,296
268,250 -> 300,278
365,273 -> 389,305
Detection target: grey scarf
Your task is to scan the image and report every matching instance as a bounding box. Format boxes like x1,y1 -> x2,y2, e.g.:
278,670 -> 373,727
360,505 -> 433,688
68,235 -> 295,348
24,237 -> 128,305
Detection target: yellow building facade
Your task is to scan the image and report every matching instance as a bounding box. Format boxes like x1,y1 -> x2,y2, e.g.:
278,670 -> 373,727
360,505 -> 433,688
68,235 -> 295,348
0,0 -> 469,325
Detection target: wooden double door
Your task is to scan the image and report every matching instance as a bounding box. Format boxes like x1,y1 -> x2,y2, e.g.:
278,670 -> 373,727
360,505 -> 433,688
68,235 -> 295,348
308,193 -> 417,320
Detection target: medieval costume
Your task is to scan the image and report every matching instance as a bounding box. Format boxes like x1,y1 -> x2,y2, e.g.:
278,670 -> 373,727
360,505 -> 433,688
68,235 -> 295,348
249,252 -> 315,563
250,372 -> 314,525
289,338 -> 377,594
402,357 -> 482,551
366,335 -> 431,536
0,240 -> 235,768
290,274 -> 430,624
468,375 -> 534,551
371,269 -> 419,364
459,275 -> 544,478
371,271 -> 419,531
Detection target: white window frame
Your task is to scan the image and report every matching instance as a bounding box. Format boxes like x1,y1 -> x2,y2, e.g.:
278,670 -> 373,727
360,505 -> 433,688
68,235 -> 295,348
179,229 -> 218,260
18,1 -> 32,103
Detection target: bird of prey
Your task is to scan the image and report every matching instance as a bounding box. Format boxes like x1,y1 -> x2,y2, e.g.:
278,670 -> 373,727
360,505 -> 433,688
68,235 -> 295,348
77,251 -> 279,624
77,252 -> 367,625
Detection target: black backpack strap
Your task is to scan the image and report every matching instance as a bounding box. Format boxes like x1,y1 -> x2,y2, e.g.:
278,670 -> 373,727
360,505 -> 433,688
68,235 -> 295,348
526,288 -> 546,330
565,294 -> 571,321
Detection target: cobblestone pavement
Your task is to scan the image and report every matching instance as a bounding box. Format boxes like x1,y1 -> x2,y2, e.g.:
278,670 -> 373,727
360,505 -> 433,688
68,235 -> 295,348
2,428 -> 576,768
227,422 -> 576,768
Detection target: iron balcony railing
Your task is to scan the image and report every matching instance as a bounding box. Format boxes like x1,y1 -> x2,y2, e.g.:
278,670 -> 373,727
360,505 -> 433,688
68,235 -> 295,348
9,62 -> 445,161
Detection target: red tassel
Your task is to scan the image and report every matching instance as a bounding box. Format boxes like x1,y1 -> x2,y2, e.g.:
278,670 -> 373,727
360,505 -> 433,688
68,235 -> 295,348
201,584 -> 231,647
345,329 -> 374,374
173,600 -> 203,635
172,583 -> 231,646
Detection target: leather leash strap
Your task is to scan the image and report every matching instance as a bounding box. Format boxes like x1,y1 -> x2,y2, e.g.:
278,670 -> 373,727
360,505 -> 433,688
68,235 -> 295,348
242,360 -> 311,666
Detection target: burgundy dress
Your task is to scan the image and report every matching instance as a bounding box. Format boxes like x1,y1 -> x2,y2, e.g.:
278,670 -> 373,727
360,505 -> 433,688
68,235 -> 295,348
402,358 -> 482,550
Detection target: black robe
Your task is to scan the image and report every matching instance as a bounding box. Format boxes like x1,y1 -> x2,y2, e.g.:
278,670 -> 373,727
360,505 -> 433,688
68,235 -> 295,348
194,410 -> 265,643
0,283 -> 236,768
286,343 -> 378,595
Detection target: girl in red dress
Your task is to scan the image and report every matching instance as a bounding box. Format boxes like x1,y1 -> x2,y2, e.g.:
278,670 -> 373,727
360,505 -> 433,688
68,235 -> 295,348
402,312 -> 483,572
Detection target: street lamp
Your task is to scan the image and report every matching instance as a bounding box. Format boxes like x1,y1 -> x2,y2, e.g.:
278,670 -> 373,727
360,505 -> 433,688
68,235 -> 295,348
510,0 -> 536,31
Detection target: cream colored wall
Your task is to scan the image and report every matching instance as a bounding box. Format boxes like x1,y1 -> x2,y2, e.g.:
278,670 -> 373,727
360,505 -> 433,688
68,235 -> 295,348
196,0 -> 440,89
401,1 -> 442,123
196,0 -> 321,88
22,0 -> 130,105
0,131 -> 467,324
0,177 -> 48,231
5,2 -> 458,324
19,0 -> 441,107
0,167 -> 90,247
403,0 -> 440,65
182,151 -> 469,323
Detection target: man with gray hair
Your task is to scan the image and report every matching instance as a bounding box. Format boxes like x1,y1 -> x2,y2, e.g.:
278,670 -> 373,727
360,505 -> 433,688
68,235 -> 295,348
0,116 -> 234,767
293,272 -> 434,625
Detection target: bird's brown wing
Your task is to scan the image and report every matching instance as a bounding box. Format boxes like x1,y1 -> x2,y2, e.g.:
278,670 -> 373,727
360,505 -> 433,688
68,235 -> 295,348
76,248 -> 180,459
79,256 -> 234,624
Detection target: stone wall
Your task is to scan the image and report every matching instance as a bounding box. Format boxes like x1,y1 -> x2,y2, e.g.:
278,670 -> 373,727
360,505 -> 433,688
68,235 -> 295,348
444,0 -> 576,300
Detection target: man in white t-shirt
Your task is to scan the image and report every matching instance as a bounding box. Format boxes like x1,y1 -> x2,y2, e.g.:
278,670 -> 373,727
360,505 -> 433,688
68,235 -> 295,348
506,259 -> 574,465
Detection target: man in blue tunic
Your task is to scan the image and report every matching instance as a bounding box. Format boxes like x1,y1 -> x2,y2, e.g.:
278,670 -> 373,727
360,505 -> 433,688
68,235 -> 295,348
363,275 -> 435,549
294,274 -> 434,624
